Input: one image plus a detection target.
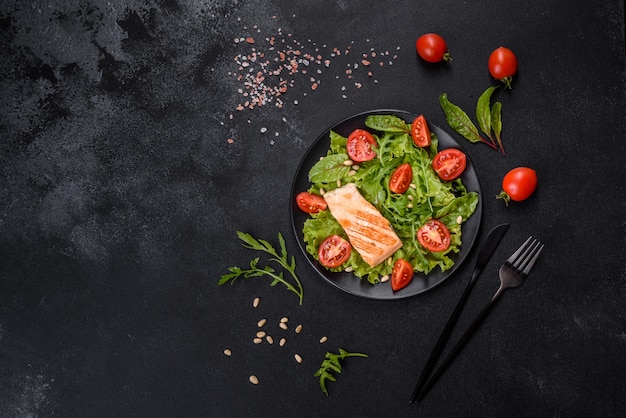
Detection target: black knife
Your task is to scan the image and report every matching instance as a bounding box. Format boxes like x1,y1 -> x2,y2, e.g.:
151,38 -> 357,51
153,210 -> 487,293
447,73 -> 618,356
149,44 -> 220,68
409,223 -> 509,403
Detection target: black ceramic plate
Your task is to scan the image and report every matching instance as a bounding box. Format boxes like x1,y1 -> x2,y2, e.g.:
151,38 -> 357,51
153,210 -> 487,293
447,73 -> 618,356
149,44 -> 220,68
290,110 -> 483,300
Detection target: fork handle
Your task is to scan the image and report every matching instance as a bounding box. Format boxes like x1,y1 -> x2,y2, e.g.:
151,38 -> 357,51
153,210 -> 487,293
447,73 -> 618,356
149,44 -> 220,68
413,292 -> 504,403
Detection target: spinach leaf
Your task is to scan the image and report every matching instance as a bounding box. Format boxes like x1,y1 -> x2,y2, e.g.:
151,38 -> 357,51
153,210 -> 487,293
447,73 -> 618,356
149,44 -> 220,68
476,86 -> 498,140
365,114 -> 410,133
439,93 -> 483,143
308,153 -> 350,183
491,101 -> 504,154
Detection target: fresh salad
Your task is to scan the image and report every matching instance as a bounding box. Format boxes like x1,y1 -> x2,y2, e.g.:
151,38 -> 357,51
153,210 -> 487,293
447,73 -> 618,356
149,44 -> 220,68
296,114 -> 479,289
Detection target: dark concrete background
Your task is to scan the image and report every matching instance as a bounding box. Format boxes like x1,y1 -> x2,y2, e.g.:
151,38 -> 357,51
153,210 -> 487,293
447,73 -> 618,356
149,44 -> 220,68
1,0 -> 625,416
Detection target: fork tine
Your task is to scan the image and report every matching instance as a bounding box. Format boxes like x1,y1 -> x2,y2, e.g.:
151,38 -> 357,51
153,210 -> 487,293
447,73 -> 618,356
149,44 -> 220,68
520,242 -> 543,276
506,236 -> 533,264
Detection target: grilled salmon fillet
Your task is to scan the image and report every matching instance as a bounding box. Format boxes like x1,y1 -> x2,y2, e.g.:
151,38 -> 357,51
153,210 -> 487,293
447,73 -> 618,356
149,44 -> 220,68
323,183 -> 402,267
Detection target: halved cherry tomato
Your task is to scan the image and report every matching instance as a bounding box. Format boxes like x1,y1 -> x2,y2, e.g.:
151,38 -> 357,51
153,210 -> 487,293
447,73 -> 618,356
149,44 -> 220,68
432,148 -> 466,181
416,33 -> 451,63
296,191 -> 327,213
488,47 -> 518,89
417,220 -> 451,252
318,235 -> 351,268
411,115 -> 431,148
347,129 -> 377,162
497,167 -> 537,206
389,163 -> 413,194
391,259 -> 414,291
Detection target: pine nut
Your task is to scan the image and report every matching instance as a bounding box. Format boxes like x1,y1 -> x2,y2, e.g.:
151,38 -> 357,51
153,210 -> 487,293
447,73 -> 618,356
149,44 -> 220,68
319,188 -> 325,195
352,164 -> 360,170
253,338 -> 263,344
336,179 -> 341,187
295,324 -> 303,334
279,338 -> 286,346
280,317 -> 289,323
256,331 -> 266,338
410,183 -> 416,189
249,375 -> 259,385
343,159 -> 354,166
257,318 -> 267,327
294,354 -> 303,363
279,322 -> 288,330
319,336 -> 328,344
344,266 -> 353,272
380,274 -> 390,283
456,215 -> 463,224
266,335 -> 274,344
407,195 -> 414,200
348,169 -> 357,176
224,349 -> 232,356
253,297 -> 260,308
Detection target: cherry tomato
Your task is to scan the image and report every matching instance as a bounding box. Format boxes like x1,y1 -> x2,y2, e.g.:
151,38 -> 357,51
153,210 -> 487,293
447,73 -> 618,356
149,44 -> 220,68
389,163 -> 413,194
416,33 -> 451,63
296,191 -> 327,213
318,235 -> 352,268
488,47 -> 518,89
411,115 -> 431,148
432,148 -> 466,181
346,129 -> 377,162
391,259 -> 414,291
497,167 -> 537,205
417,220 -> 451,252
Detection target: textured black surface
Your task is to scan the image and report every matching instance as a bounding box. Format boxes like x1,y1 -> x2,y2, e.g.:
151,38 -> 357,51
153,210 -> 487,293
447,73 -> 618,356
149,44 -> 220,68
1,0 -> 624,416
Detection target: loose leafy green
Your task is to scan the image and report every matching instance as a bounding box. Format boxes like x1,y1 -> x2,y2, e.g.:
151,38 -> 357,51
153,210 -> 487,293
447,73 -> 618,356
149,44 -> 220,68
491,101 -> 504,154
476,86 -> 498,142
219,232 -> 304,305
302,115 -> 479,284
440,89 -> 506,154
314,349 -> 368,396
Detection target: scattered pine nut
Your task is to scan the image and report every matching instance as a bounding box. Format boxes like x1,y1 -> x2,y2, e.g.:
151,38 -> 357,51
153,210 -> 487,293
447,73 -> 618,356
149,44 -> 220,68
224,349 -> 232,356
294,354 -> 303,363
279,338 -> 286,346
456,215 -> 463,224
319,336 -> 328,344
253,297 -> 260,308
343,159 -> 354,166
380,274 -> 390,283
352,164 -> 360,170
266,335 -> 274,344
257,318 -> 267,327
256,331 -> 266,338
280,317 -> 289,323
279,322 -> 288,330
253,338 -> 263,344
344,266 -> 353,272
410,183 -> 417,189
348,169 -> 357,176
249,375 -> 259,385
295,324 -> 303,334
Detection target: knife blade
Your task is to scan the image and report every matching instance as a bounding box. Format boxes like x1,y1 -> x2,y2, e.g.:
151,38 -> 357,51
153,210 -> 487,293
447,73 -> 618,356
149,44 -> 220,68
409,222 -> 509,403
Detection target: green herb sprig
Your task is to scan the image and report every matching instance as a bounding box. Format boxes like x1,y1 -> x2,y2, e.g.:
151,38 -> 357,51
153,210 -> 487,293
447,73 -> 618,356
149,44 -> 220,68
439,87 -> 505,155
219,231 -> 304,305
314,349 -> 368,396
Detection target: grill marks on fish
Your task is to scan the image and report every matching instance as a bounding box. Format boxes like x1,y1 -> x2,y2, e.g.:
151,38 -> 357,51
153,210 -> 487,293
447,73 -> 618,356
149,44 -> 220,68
323,183 -> 402,267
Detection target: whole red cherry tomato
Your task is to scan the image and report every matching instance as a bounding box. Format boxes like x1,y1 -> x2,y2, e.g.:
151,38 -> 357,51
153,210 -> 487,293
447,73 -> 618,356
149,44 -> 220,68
497,167 -> 537,205
488,47 -> 518,89
391,259 -> 414,291
416,33 -> 451,63
389,163 -> 413,194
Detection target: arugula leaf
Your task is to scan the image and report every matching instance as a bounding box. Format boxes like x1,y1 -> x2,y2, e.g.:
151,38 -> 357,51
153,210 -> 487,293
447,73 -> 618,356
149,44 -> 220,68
219,232 -> 304,305
314,349 -> 368,396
